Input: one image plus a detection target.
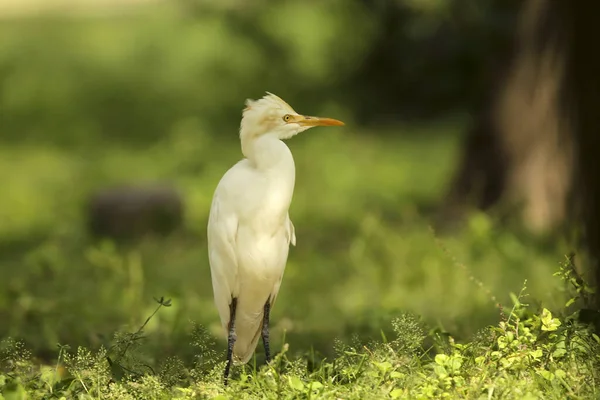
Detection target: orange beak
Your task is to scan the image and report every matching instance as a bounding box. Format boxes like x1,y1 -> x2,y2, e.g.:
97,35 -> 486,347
295,115 -> 345,127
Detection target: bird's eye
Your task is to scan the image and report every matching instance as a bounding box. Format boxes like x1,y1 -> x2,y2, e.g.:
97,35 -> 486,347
282,114 -> 292,122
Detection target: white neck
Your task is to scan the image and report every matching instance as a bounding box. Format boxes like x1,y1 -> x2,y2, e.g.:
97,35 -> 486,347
239,133 -> 296,224
241,133 -> 295,173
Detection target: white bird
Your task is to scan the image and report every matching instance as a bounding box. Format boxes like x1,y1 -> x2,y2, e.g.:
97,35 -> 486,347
207,92 -> 344,384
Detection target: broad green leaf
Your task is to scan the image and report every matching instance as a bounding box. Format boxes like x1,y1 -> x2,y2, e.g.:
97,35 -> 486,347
434,354 -> 448,365
289,376 -> 305,391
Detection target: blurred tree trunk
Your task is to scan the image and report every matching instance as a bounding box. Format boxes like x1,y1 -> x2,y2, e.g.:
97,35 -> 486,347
442,0 -> 572,234
443,0 -> 600,310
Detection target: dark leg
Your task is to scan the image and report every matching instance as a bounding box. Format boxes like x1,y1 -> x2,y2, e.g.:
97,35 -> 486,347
262,299 -> 271,363
223,298 -> 237,386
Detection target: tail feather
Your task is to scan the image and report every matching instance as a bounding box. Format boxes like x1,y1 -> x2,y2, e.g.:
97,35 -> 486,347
232,318 -> 264,365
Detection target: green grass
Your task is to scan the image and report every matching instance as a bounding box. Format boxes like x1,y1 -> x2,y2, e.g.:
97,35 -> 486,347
2,120 -> 598,398
1,259 -> 598,399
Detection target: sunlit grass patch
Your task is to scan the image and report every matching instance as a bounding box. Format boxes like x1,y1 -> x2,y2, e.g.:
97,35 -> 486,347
1,259 -> 598,399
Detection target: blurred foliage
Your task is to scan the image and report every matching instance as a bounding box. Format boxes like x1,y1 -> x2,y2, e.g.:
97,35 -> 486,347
0,0 -> 519,147
0,122 -> 571,362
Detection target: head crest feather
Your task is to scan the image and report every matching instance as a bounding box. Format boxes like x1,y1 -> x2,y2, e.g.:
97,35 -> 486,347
243,92 -> 297,114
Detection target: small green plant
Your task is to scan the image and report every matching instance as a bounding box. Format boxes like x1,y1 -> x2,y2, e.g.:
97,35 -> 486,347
554,253 -> 600,332
106,296 -> 173,379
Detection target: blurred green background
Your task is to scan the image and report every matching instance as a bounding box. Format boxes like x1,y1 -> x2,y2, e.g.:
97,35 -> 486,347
0,0 -> 567,364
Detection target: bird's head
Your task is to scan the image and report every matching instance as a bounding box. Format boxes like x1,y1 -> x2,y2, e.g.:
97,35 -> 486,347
240,92 -> 344,142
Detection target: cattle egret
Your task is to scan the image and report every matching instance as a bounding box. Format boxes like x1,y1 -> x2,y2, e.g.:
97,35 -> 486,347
207,92 -> 344,384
